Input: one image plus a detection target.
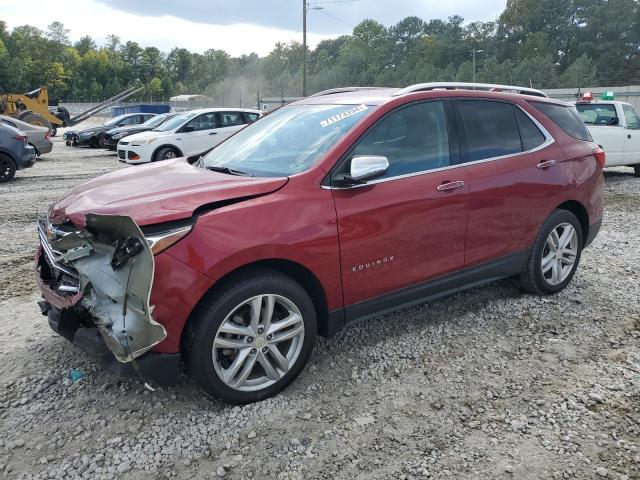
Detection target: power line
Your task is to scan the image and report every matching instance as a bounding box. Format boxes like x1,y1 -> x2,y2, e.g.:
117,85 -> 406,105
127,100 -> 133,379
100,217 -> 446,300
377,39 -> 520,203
317,9 -> 353,27
312,0 -> 360,4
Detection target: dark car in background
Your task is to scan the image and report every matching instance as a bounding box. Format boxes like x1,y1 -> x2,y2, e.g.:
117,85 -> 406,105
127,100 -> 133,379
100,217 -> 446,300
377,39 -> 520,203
102,113 -> 178,150
0,122 -> 36,182
64,113 -> 156,148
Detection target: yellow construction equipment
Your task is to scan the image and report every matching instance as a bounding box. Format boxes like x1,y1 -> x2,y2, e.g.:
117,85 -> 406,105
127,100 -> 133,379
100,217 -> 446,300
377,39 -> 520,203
0,85 -> 143,136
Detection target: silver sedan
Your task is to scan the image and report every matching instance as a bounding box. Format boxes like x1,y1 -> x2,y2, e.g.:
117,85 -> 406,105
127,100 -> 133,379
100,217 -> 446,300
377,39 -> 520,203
0,115 -> 53,156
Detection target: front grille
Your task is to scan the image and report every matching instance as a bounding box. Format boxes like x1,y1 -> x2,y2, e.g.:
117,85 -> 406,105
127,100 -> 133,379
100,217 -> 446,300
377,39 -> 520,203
37,220 -> 81,294
118,150 -> 125,159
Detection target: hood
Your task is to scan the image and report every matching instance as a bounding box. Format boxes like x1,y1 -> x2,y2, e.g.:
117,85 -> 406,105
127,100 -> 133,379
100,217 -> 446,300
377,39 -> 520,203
48,158 -> 288,227
106,125 -> 150,136
125,130 -> 173,143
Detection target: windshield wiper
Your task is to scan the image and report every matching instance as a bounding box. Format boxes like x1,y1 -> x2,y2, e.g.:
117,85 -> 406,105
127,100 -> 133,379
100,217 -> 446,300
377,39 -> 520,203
207,165 -> 253,177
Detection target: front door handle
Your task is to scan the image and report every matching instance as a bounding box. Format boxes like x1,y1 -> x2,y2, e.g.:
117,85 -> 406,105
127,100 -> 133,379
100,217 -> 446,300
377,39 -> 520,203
628,134 -> 632,139
537,160 -> 556,169
436,180 -> 465,191
209,132 -> 218,135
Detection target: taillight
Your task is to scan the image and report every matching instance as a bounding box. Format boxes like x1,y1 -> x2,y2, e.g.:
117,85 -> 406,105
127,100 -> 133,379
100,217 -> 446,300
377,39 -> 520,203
14,135 -> 27,142
45,131 -> 51,141
593,146 -> 606,170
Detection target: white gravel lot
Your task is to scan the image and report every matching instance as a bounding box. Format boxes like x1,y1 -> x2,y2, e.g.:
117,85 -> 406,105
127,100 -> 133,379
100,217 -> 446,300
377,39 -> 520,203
0,130 -> 638,480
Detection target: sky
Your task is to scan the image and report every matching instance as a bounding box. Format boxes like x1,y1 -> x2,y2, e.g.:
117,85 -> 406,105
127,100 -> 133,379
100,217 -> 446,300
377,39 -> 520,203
1,0 -> 506,56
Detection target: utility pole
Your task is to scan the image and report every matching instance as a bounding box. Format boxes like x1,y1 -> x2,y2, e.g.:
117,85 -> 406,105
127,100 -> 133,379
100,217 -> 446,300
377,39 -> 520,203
302,1 -> 323,97
472,49 -> 484,84
303,0 -> 307,97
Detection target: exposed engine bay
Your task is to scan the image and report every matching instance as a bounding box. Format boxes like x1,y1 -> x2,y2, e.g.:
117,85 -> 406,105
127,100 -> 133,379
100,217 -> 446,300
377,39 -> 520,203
36,213 -> 166,362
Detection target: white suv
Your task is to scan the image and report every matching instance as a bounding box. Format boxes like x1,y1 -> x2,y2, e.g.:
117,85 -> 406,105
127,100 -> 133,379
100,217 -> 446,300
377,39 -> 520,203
117,108 -> 261,164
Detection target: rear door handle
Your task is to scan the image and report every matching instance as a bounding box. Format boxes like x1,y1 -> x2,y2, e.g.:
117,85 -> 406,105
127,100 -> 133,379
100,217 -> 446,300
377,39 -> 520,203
209,132 -> 218,135
436,180 -> 465,191
537,160 -> 556,169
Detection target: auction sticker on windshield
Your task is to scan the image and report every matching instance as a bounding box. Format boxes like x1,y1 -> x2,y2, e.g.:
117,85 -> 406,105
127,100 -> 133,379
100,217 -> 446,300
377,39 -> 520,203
320,104 -> 368,127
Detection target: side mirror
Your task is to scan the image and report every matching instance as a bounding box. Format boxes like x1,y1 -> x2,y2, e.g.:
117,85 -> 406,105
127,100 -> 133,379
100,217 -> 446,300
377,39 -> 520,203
181,125 -> 195,133
118,123 -> 126,127
334,155 -> 389,186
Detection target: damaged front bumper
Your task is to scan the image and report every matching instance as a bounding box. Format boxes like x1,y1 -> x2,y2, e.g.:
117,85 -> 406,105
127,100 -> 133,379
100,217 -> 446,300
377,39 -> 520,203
36,214 -> 179,384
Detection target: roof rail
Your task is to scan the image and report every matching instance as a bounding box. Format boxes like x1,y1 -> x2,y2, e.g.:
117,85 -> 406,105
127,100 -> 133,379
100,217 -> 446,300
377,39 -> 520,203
393,82 -> 548,98
308,86 -> 388,98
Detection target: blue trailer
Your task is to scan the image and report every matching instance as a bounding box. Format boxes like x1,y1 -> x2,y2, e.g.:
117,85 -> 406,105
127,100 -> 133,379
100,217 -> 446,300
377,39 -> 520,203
112,104 -> 170,116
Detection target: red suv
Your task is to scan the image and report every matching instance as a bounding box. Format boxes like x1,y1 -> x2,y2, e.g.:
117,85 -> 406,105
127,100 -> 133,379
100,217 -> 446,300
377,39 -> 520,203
36,83 -> 604,404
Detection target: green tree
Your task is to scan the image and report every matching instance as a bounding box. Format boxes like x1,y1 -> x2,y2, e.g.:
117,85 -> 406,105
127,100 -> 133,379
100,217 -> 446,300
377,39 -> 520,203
74,36 -> 96,56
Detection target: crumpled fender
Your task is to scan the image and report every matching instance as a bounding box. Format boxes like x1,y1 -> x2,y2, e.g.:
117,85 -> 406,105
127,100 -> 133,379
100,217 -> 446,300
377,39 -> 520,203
50,213 -> 166,362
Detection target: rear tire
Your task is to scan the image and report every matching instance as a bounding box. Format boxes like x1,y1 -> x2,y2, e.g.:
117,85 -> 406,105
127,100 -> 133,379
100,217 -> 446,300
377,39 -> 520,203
634,164 -> 640,178
17,111 -> 52,132
520,209 -> 583,295
0,154 -> 16,183
50,125 -> 57,137
154,147 -> 179,162
183,269 -> 316,404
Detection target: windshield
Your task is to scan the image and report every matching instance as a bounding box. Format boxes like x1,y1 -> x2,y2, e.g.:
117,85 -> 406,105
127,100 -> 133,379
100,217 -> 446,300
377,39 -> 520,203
575,103 -> 618,126
202,104 -> 371,176
142,114 -> 170,128
153,112 -> 196,132
105,114 -> 129,126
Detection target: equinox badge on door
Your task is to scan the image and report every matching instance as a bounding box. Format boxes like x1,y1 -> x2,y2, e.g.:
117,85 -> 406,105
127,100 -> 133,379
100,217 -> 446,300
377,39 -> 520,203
352,256 -> 395,272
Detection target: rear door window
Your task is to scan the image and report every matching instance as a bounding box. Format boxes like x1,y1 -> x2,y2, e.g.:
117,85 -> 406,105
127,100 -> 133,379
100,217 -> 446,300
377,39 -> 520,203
219,111 -> 246,127
349,101 -> 450,178
243,112 -> 260,123
458,100 -> 522,162
532,101 -> 592,141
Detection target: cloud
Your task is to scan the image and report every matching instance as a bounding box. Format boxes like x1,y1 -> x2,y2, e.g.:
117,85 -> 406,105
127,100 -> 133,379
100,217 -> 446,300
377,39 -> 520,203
1,0 -> 334,56
96,0 -> 506,34
3,0 -> 507,57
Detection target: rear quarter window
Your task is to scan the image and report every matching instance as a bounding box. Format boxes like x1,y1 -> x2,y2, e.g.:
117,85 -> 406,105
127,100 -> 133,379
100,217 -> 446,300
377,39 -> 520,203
531,101 -> 592,142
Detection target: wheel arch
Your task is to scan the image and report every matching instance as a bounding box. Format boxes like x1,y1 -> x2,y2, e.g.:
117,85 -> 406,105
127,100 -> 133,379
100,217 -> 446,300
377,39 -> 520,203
152,144 -> 183,162
0,149 -> 17,165
28,143 -> 39,156
555,200 -> 589,242
181,258 -> 330,347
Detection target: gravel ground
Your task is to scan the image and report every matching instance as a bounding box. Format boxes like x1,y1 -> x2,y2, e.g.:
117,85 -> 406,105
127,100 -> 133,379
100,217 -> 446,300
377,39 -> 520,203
0,130 -> 638,480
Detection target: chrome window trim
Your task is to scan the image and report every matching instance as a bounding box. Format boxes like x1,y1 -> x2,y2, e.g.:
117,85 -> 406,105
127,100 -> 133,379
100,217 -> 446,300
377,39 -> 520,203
322,103 -> 555,190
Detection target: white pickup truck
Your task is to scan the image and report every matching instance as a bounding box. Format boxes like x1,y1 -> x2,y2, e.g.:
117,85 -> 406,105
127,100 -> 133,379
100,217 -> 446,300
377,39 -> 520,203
575,99 -> 640,177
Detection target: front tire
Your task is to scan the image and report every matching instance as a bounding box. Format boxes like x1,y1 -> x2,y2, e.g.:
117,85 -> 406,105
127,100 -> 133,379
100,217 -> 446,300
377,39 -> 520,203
154,147 -> 179,162
520,209 -> 583,295
184,269 -> 317,404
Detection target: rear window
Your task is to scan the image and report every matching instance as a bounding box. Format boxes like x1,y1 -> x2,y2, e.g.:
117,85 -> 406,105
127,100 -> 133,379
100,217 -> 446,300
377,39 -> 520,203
575,103 -> 618,126
532,101 -> 592,141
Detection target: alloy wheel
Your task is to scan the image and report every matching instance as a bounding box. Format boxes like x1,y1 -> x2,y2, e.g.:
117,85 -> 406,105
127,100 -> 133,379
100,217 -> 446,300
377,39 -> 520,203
541,222 -> 578,285
212,294 -> 305,392
164,151 -> 177,159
